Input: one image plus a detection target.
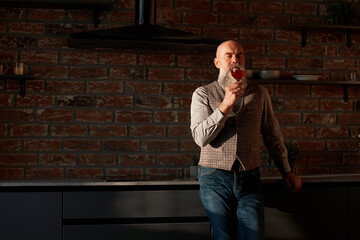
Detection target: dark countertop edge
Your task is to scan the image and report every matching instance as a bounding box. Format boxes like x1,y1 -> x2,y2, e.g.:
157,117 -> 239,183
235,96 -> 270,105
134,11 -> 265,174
0,173 -> 360,187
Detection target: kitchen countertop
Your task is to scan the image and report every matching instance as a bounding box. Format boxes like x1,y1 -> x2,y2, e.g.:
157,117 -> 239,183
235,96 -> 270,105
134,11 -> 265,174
0,173 -> 360,188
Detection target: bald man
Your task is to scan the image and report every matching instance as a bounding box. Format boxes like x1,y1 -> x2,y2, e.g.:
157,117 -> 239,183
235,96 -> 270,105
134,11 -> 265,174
190,40 -> 301,240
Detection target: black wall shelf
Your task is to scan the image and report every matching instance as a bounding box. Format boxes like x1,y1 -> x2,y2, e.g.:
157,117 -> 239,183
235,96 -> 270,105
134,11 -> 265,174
0,0 -> 112,27
286,25 -> 360,48
251,79 -> 360,102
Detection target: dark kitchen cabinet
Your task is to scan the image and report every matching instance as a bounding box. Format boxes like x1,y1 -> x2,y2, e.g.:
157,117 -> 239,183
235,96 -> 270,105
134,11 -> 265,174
0,192 -> 62,240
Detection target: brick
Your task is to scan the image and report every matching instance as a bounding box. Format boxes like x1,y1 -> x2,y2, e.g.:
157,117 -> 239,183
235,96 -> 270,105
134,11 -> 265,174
287,57 -> 323,69
100,52 -> 137,65
250,2 -> 282,14
90,125 -> 127,137
296,167 -> 330,175
312,85 -> 343,98
64,139 -> 100,151
348,86 -> 360,98
0,168 -> 24,179
180,140 -> 200,151
11,124 -> 48,136
338,113 -> 360,124
127,82 -> 162,94
183,13 -> 217,25
187,69 -> 218,82
276,30 -> 302,42
241,29 -> 274,41
68,9 -> 93,21
333,166 -> 360,174
7,80 -> 44,93
36,109 -> 73,122
1,36 -> 36,48
177,54 -> 214,67
203,27 -> 239,40
142,140 -> 178,152
155,111 -> 177,123
79,154 -> 116,165
296,140 -> 326,151
17,95 -> 54,107
158,154 -> 192,166
28,9 -> 65,20
0,8 -> 23,20
312,31 -> 345,44
168,125 -> 192,137
303,45 -> 336,57
24,139 -> 61,151
23,169 -> 53,183
146,168 -> 182,180
136,96 -> 171,109
176,0 -> 210,10
252,57 -> 286,69
32,66 -> 68,79
61,52 -> 98,64
0,124 -> 6,136
276,84 -> 310,97
0,109 -> 33,122
164,83 -> 199,95
321,100 -> 353,111
107,168 -> 143,181
308,153 -> 343,166
87,81 -> 124,93
0,94 -> 14,106
148,68 -> 184,81
97,96 -> 133,108
9,22 -> 45,34
0,154 -> 37,165
66,168 -> 104,179
328,140 -> 358,151
317,127 -> 349,138
324,59 -> 354,70
285,99 -> 318,111
116,110 -> 152,123
344,153 -> 360,165
119,154 -> 156,166
70,67 -> 107,79
304,113 -> 337,125
48,23 -> 85,35
275,113 -> 301,124
76,110 -> 112,122
47,81 -> 84,93
38,37 -> 67,49
107,11 -> 134,23
242,43 -> 266,55
110,68 -> 146,80
292,17 -> 324,25
174,97 -> 191,109
213,1 -> 247,12
157,11 -> 181,25
51,124 -> 87,136
139,54 -> 175,66
21,51 -> 58,63
282,126 -> 314,138
40,154 -> 76,166
177,111 -> 191,123
58,95 -> 93,107
268,43 -> 301,56
257,16 -> 290,27
130,125 -> 166,137
104,139 -> 140,152
284,3 -> 317,15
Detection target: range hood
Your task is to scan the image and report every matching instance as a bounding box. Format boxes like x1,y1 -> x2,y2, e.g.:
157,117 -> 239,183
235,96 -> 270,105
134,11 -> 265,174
68,0 -> 222,51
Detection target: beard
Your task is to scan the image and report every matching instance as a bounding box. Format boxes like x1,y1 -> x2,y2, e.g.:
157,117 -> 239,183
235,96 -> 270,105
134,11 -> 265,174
217,67 -> 236,91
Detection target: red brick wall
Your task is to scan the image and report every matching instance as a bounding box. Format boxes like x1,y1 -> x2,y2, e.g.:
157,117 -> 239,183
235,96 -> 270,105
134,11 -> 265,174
0,0 -> 359,180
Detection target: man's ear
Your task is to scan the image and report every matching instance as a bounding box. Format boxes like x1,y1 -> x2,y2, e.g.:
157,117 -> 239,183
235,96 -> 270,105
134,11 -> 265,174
214,57 -> 220,69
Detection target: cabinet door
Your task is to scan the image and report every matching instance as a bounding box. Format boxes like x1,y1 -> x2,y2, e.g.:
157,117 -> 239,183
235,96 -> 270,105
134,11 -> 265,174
0,192 -> 62,240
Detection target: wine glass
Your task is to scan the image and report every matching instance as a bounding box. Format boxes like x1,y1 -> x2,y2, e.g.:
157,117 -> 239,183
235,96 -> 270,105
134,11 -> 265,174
231,65 -> 246,81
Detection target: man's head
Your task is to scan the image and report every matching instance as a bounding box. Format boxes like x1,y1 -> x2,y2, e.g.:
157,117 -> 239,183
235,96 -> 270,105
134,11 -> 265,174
214,40 -> 246,89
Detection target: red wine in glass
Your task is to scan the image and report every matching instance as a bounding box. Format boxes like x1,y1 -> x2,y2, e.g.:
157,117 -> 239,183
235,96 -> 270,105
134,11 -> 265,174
231,66 -> 245,80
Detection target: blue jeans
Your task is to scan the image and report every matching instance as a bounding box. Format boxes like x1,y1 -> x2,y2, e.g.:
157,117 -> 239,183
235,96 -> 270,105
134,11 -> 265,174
198,166 -> 264,240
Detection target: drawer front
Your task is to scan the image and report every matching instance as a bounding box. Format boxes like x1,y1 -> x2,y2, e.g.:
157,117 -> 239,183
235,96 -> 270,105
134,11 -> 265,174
63,190 -> 206,219
63,223 -> 210,240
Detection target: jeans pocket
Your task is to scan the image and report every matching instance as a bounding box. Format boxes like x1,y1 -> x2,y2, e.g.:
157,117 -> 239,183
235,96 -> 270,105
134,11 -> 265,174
198,166 -> 216,177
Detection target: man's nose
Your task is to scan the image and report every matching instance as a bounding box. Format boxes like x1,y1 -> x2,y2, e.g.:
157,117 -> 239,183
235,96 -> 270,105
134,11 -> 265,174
231,55 -> 238,63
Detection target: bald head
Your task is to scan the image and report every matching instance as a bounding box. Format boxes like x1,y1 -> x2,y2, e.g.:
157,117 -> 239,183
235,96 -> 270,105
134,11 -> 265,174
214,40 -> 245,70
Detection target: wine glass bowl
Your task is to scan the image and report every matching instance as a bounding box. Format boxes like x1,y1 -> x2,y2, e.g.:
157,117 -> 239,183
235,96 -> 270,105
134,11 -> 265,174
231,66 -> 246,80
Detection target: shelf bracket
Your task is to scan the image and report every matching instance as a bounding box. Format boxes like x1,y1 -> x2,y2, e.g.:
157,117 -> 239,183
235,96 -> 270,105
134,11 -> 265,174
343,84 -> 349,102
93,9 -> 100,27
346,29 -> 351,48
301,28 -> 307,48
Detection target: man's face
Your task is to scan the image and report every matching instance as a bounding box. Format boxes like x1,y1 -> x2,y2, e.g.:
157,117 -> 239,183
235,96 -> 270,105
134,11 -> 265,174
214,41 -> 245,72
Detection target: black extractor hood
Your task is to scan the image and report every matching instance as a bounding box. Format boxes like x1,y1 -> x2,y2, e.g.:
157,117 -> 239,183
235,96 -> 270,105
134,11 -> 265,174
68,0 -> 222,51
